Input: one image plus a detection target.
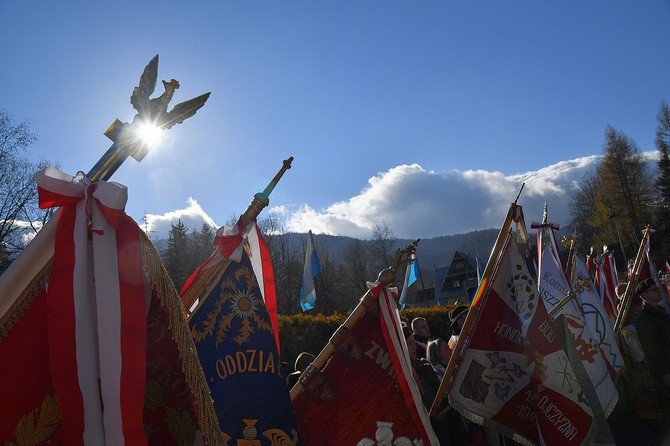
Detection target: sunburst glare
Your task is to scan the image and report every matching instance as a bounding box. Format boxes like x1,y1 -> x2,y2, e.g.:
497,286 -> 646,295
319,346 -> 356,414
135,122 -> 163,148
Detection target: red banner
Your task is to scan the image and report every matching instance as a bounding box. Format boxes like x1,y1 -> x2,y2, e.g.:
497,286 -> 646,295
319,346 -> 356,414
0,169 -> 221,445
293,285 -> 438,445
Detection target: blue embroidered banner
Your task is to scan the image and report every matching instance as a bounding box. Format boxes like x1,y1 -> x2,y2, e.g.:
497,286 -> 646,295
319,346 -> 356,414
189,251 -> 299,444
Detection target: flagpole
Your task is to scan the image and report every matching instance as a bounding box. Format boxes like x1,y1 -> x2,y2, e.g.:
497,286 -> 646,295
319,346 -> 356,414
531,204 -> 579,320
180,157 -> 293,312
290,239 -> 419,401
614,225 -> 652,332
238,156 -> 293,228
0,55 -> 210,323
430,186 -> 524,416
563,229 -> 578,283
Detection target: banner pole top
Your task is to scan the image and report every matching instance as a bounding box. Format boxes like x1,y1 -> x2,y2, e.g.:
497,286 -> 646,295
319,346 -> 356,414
238,156 -> 294,227
87,55 -> 210,182
376,239 -> 420,286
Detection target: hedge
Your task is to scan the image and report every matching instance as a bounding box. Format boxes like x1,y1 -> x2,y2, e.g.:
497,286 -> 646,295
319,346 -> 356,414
278,305 -> 461,375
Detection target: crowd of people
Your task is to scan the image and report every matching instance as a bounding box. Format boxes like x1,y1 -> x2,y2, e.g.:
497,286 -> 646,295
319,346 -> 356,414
403,309 -> 480,445
285,272 -> 670,445
405,280 -> 670,445
609,276 -> 670,445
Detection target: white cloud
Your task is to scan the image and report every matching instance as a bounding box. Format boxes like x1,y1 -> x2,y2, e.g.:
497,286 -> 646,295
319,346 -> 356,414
281,155 -> 606,239
143,152 -> 660,241
144,197 -> 218,240
4,219 -> 43,247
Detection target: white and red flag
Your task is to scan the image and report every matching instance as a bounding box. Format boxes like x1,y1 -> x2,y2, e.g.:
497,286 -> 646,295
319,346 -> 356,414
571,257 -> 624,381
448,227 -> 596,445
292,283 -> 439,445
0,168 -> 221,445
536,225 -> 619,421
599,249 -> 619,322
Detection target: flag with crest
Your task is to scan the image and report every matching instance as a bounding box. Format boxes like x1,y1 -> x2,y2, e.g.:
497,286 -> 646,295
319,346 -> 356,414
592,249 -> 619,323
448,207 -> 596,446
292,282 -> 438,445
181,220 -> 299,445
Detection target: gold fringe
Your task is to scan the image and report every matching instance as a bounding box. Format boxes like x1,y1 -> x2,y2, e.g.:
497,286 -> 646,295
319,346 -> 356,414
139,232 -> 226,446
0,259 -> 53,341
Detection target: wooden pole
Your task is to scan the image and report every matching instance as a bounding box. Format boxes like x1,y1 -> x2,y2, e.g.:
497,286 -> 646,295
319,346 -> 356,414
614,226 -> 652,332
290,239 -> 419,401
430,201 -> 518,416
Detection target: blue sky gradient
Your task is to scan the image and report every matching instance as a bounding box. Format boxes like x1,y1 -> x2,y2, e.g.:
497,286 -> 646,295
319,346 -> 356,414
2,1 -> 669,239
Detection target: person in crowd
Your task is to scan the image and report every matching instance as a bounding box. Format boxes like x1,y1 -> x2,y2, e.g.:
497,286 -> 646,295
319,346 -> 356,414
426,337 -> 452,380
403,326 -> 469,445
634,278 -> 670,438
411,317 -> 431,359
660,270 -> 670,297
448,305 -> 469,344
608,312 -> 660,444
286,351 -> 315,390
403,325 -> 439,408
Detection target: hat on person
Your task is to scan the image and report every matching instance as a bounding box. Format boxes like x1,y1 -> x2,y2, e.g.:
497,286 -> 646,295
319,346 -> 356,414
636,278 -> 658,295
449,305 -> 469,327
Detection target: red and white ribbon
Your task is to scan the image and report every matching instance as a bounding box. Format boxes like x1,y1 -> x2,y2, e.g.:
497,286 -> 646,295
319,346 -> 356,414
38,168 -> 147,446
183,219 -> 281,352
367,282 -> 438,445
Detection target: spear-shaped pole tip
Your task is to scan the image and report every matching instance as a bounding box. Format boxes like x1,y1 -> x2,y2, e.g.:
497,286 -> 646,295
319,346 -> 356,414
239,156 -> 294,227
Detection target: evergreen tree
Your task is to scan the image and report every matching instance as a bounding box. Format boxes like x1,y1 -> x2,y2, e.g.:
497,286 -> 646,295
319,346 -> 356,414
569,173 -> 602,253
340,238 -> 370,308
163,220 -> 190,291
187,223 -> 215,269
271,231 -> 303,315
655,102 -> 670,263
596,126 -> 655,259
312,246 -> 340,314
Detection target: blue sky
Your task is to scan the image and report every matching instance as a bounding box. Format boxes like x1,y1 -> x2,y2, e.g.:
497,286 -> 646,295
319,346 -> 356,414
2,1 -> 669,240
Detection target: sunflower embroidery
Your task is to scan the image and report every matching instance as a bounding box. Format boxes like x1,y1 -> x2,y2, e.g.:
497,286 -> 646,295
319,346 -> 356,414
192,264 -> 272,346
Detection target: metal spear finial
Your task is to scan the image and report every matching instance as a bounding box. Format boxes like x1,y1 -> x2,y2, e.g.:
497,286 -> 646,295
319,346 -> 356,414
238,157 -> 294,227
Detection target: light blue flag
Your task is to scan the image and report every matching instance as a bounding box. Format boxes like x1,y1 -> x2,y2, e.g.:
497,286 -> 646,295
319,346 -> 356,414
399,257 -> 420,308
300,230 -> 321,311
408,257 -> 420,287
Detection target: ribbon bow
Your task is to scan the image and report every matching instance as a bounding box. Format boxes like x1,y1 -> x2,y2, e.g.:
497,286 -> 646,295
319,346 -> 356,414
212,219 -> 252,261
37,168 -> 129,234
37,168 -> 147,445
